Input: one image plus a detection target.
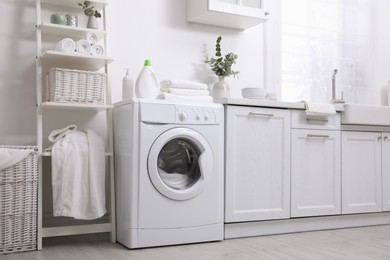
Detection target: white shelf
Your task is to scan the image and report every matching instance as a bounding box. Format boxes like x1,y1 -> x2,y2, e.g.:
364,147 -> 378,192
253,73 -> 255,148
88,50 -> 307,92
40,50 -> 113,70
42,151 -> 113,157
39,23 -> 107,40
42,223 -> 111,238
41,102 -> 113,111
41,0 -> 108,9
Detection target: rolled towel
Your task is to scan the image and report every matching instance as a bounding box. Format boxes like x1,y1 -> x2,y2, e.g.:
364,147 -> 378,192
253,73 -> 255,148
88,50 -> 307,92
91,43 -> 104,56
160,88 -> 210,96
85,32 -> 98,44
54,38 -> 76,53
76,39 -> 92,55
159,93 -> 213,103
48,124 -> 78,143
0,148 -> 33,171
303,101 -> 336,116
160,80 -> 208,90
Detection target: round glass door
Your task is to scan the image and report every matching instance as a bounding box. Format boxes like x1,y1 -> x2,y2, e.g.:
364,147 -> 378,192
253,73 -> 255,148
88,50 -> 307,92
148,128 -> 213,201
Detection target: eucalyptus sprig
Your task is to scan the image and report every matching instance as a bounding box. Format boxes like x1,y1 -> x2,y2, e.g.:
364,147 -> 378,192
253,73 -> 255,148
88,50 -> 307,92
206,36 -> 239,78
78,1 -> 102,18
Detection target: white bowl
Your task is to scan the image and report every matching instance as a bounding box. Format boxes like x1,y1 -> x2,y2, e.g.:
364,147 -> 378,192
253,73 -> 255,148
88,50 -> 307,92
242,88 -> 266,99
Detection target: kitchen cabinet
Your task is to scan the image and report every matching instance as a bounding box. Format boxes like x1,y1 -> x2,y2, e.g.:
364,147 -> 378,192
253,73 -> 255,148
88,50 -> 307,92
342,131 -> 382,214
187,0 -> 269,30
290,111 -> 341,217
291,129 -> 341,217
35,0 -> 115,250
225,106 -> 291,222
382,133 -> 390,211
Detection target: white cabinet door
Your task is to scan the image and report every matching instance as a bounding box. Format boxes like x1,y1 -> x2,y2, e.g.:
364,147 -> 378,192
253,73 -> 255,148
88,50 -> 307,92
382,132 -> 390,211
291,129 -> 341,217
342,131 -> 382,214
225,106 -> 291,222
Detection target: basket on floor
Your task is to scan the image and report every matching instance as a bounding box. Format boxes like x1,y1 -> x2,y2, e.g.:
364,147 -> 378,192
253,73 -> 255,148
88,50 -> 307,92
0,146 -> 38,254
47,68 -> 106,104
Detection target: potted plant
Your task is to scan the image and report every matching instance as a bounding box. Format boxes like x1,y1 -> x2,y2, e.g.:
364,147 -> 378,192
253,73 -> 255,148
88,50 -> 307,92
78,1 -> 102,29
206,36 -> 239,99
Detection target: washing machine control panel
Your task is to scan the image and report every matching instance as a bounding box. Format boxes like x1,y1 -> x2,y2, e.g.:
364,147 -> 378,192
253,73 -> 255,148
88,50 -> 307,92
175,106 -> 219,124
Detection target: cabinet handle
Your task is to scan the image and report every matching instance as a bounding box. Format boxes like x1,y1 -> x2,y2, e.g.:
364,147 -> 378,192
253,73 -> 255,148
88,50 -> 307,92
306,118 -> 328,123
248,112 -> 274,117
384,136 -> 388,141
265,11 -> 270,15
378,136 -> 383,141
306,134 -> 329,139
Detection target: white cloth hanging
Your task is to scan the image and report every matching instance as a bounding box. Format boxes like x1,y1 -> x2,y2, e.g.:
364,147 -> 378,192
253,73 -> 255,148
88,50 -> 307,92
50,127 -> 106,220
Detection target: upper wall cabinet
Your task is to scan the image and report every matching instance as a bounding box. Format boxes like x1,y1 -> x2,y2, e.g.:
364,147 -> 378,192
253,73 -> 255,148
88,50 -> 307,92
187,0 -> 269,30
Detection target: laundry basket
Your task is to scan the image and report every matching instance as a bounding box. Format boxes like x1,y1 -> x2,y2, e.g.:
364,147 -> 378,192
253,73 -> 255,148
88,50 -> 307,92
47,67 -> 106,104
0,146 -> 38,254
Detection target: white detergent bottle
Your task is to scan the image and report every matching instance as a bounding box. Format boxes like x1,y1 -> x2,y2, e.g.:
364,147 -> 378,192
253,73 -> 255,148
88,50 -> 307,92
122,68 -> 134,100
135,59 -> 159,99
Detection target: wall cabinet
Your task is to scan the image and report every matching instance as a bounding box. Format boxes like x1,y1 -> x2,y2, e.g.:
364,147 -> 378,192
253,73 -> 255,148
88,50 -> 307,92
225,106 -> 291,222
291,129 -> 341,217
187,0 -> 269,30
35,0 -> 115,250
342,131 -> 382,214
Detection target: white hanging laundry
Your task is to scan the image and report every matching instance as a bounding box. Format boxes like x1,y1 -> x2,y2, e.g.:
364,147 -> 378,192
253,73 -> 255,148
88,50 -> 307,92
50,128 -> 106,220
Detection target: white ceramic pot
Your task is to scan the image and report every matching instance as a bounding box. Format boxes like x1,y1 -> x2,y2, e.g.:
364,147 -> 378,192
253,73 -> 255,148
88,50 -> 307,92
87,16 -> 98,29
212,76 -> 230,99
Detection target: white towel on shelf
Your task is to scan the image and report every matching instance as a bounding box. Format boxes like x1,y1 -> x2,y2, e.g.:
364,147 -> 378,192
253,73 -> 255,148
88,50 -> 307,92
76,39 -> 92,55
160,88 -> 210,96
303,101 -> 336,116
160,80 -> 208,90
51,128 -> 106,220
90,43 -> 104,56
54,38 -> 76,54
0,148 -> 33,171
85,32 -> 98,44
159,93 -> 213,103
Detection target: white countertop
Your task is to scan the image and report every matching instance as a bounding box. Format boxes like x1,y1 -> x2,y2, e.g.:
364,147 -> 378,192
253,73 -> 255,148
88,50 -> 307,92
215,98 -> 345,112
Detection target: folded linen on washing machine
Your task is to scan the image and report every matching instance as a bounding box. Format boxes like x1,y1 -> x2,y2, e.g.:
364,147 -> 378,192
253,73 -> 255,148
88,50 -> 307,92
49,126 -> 106,220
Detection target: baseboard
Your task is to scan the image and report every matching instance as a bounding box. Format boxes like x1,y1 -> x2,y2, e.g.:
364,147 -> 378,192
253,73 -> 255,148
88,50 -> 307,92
224,212 -> 390,239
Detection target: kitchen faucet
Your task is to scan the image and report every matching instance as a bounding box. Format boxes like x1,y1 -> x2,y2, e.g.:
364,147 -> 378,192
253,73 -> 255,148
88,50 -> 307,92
331,69 -> 345,104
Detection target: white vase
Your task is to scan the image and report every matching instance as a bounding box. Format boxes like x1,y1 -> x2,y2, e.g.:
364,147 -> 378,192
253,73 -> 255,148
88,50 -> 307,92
212,76 -> 230,99
87,16 -> 98,29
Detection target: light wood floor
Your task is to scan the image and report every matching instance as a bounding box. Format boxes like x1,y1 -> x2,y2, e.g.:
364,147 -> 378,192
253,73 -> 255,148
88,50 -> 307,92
2,225 -> 390,260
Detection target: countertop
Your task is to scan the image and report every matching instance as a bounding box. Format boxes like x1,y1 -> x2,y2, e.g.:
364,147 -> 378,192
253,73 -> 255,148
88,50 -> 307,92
215,98 -> 345,112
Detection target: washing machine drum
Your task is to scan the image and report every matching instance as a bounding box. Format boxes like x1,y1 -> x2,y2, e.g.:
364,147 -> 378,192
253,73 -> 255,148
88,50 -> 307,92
148,128 -> 213,201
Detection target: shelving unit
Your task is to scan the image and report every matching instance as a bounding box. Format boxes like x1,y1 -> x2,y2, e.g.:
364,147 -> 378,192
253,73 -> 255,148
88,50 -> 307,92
35,0 -> 115,250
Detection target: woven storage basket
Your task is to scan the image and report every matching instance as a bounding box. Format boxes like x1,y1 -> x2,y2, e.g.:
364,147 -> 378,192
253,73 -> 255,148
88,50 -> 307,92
47,68 -> 106,104
0,146 -> 38,254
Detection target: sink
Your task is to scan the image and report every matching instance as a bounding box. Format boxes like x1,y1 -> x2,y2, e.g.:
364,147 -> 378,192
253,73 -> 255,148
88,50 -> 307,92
342,104 -> 390,126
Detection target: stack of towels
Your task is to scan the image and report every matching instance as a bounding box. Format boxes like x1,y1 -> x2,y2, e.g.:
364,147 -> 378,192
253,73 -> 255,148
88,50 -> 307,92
159,79 -> 213,103
54,32 -> 104,56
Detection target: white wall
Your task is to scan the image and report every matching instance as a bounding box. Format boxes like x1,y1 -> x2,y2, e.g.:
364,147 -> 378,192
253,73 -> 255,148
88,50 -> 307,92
0,0 -> 36,145
107,0 -> 264,103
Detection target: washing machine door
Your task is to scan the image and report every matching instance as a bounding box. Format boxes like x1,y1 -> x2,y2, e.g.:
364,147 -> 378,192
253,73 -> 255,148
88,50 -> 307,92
147,127 -> 213,201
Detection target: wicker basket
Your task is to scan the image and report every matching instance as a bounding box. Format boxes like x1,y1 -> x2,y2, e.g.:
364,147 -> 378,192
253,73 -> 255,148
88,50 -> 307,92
47,68 -> 106,104
0,146 -> 38,254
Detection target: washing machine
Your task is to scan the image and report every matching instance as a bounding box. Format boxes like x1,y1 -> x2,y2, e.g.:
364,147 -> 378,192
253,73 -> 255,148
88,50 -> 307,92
114,98 -> 224,249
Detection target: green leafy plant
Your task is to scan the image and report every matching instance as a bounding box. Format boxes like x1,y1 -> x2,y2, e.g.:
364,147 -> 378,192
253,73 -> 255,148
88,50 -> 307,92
205,36 -> 239,78
78,1 -> 102,18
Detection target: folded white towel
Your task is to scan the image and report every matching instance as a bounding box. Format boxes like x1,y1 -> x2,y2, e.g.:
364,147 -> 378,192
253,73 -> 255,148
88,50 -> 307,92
51,129 -> 106,220
160,80 -> 208,90
0,148 -> 33,171
303,102 -> 336,116
54,38 -> 76,54
48,125 -> 77,143
76,39 -> 92,55
90,43 -> 104,56
160,88 -> 210,96
85,32 -> 98,44
159,93 -> 213,103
